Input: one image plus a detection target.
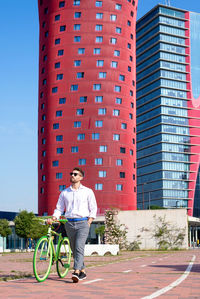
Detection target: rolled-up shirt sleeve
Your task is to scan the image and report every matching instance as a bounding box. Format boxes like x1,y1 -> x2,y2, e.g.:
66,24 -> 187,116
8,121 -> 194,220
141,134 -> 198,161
53,192 -> 65,219
88,189 -> 97,219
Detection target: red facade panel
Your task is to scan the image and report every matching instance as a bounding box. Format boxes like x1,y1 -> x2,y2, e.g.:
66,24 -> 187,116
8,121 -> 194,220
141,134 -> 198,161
38,0 -> 138,215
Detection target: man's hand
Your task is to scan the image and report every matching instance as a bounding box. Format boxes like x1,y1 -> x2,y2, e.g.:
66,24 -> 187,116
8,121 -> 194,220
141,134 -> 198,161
87,217 -> 93,226
46,216 -> 57,225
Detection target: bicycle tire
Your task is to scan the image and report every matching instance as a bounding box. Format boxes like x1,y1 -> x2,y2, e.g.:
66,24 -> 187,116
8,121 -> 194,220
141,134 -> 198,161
56,237 -> 71,278
33,236 -> 53,282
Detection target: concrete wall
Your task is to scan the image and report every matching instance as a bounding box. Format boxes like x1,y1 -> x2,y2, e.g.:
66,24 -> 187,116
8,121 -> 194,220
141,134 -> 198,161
117,209 -> 188,250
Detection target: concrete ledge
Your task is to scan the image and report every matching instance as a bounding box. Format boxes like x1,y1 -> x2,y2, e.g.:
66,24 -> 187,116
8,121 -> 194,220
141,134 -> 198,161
84,244 -> 119,256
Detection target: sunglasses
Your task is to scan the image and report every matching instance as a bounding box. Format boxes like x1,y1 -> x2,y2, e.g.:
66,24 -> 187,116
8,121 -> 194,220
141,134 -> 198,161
70,172 -> 80,176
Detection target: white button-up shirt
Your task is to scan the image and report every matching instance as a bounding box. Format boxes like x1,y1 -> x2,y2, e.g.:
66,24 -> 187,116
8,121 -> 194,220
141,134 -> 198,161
53,184 -> 97,219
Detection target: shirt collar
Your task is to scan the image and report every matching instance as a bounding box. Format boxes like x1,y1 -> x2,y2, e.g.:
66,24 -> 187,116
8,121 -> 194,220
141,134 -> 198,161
70,184 -> 84,191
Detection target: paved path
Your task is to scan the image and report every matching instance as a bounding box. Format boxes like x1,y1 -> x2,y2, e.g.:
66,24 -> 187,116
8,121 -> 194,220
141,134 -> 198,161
1,250 -> 200,298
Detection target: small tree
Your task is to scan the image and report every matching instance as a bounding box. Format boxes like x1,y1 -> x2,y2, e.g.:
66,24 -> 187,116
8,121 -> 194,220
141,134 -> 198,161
14,210 -> 35,249
104,209 -> 128,249
0,219 -> 12,252
95,225 -> 105,244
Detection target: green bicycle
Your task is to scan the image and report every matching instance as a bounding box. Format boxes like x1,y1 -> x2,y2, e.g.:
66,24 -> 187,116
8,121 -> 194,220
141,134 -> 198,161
33,218 -> 71,282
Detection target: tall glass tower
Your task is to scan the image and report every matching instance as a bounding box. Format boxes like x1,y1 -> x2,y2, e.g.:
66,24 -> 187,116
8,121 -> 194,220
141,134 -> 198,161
38,0 -> 138,216
136,5 -> 200,216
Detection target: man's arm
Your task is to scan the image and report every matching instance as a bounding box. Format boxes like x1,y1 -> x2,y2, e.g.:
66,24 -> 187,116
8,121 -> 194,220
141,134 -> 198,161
87,189 -> 97,226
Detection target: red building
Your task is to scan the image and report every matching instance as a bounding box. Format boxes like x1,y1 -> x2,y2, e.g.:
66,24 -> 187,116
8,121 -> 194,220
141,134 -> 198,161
38,0 -> 138,216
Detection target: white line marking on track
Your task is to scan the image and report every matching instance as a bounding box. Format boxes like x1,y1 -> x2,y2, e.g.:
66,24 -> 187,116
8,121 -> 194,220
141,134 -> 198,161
141,265 -> 147,268
141,255 -> 196,299
83,278 -> 103,285
151,261 -> 156,264
123,270 -> 132,273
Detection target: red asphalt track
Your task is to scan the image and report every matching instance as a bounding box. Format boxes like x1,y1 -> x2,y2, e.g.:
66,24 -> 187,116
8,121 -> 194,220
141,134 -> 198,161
1,250 -> 200,298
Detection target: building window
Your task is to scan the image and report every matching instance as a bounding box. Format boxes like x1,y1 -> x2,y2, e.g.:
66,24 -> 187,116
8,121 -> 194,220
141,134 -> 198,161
40,92 -> 44,98
52,87 -> 58,93
95,158 -> 103,165
119,75 -> 125,81
74,121 -> 81,128
55,62 -> 60,69
42,151 -> 46,157
41,67 -> 45,73
53,123 -> 59,129
55,38 -> 60,45
95,120 -> 103,127
80,96 -> 87,102
43,79 -> 47,85
41,103 -> 45,109
92,133 -> 100,140
59,185 -> 66,191
110,14 -> 117,21
94,48 -> 101,54
120,172 -> 125,178
42,138 -> 46,144
96,1 -> 102,7
115,85 -> 121,92
133,174 -> 135,180
99,171 -> 106,177
131,102 -> 134,108
58,49 -> 64,56
116,27 -> 121,33
74,24 -> 81,30
56,135 -> 63,141
96,13 -> 103,19
93,84 -> 101,90
71,84 -> 78,91
121,123 -> 127,129
96,36 -> 103,43
45,31 -> 49,37
43,55 -> 47,61
130,90 -> 133,96
57,148 -> 63,154
42,114 -> 46,121
55,14 -> 60,21
114,50 -> 120,56
77,72 -> 84,78
42,44 -> 45,51
73,0 -> 80,6
42,175 -> 46,181
77,133 -> 85,140
98,108 -> 106,115
95,96 -> 103,103
56,172 -> 63,179
95,183 -> 103,190
76,108 -> 84,115
113,134 -> 120,141
99,72 -> 106,79
60,25 -> 66,32
41,127 -> 44,133
96,60 -> 104,67
74,12 -> 81,18
116,159 -> 123,166
116,97 -> 122,104
59,1 -> 65,8
130,149 -> 133,155
116,4 -> 122,10
57,74 -> 63,80
111,61 -> 118,68
71,146 -> 79,153
99,145 -> 107,152
132,138 -> 135,144
95,25 -> 103,31
74,36 -> 81,42
127,43 -> 131,49
120,147 -> 126,153
130,33 -> 133,39
78,48 -> 85,54
129,113 -> 133,119
74,60 -> 81,66
116,184 -> 123,191
52,160 -> 59,167
127,20 -> 131,26
40,187 -> 44,194
79,158 -> 86,165
110,37 -> 117,44
59,97 -> 66,104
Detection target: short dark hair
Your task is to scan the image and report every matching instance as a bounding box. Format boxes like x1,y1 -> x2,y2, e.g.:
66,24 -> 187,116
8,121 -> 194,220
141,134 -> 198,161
73,167 -> 84,177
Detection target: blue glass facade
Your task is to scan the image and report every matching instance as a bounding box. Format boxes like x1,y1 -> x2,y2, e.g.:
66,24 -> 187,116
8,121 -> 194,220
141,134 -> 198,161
136,5 -> 190,210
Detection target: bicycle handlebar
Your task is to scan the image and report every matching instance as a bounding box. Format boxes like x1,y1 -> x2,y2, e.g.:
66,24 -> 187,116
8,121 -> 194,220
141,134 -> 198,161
33,217 -> 68,224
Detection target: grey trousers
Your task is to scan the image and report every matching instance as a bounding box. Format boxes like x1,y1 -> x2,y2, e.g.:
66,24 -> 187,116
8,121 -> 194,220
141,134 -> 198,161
65,220 -> 89,270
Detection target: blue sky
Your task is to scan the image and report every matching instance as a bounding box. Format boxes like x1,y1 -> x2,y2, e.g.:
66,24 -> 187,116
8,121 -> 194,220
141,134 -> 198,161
0,0 -> 200,213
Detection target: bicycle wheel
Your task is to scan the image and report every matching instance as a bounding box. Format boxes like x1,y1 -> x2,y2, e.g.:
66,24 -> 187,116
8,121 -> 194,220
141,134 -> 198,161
33,236 -> 53,282
56,237 -> 71,278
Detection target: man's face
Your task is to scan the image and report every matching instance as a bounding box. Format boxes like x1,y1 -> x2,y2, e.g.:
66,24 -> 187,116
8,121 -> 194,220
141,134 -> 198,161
70,171 -> 83,183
